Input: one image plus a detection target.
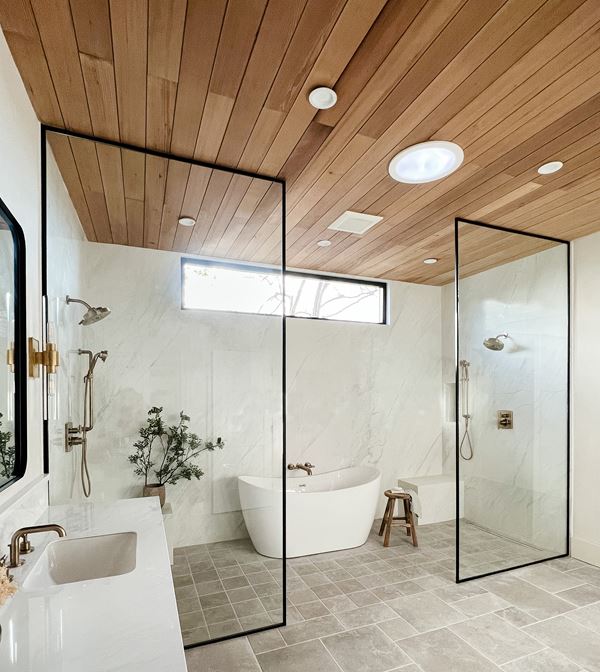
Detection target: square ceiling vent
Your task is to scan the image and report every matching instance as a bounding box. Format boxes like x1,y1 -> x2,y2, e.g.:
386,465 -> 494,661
328,210 -> 383,235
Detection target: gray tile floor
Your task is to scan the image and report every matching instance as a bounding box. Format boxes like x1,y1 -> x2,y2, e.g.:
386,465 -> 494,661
184,520 -> 600,671
172,537 -> 284,645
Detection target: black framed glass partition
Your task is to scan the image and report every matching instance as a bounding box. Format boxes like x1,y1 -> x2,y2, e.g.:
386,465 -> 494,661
455,218 -> 569,582
42,127 -> 285,647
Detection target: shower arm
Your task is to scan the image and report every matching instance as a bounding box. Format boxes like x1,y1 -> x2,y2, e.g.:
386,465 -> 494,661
66,296 -> 93,310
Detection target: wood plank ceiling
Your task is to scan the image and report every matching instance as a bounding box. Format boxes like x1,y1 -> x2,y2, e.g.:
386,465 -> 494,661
1,0 -> 599,284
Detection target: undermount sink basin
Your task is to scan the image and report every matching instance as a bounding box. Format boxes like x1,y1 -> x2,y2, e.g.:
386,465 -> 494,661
24,531 -> 137,589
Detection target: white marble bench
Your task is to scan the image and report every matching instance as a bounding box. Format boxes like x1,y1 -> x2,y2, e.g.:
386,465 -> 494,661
397,474 -> 464,525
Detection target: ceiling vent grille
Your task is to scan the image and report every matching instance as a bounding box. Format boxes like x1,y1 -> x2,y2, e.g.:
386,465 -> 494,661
327,210 -> 383,235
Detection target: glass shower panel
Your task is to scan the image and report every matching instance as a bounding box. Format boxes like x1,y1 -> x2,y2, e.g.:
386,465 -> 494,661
44,131 -> 285,645
456,219 -> 569,581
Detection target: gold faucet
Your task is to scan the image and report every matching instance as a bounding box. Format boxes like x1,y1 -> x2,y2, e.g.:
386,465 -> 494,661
287,462 -> 315,476
8,524 -> 67,568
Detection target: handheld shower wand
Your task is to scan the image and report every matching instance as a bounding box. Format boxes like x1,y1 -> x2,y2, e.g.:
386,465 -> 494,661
65,349 -> 109,497
459,359 -> 474,461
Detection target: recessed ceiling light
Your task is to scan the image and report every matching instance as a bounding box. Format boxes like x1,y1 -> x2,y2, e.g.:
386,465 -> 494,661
537,161 -> 563,175
178,216 -> 196,227
423,258 -> 439,265
388,141 -> 464,184
308,87 -> 337,110
317,240 -> 332,247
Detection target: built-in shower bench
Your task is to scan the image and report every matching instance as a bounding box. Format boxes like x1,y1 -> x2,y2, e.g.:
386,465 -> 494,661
397,474 -> 464,525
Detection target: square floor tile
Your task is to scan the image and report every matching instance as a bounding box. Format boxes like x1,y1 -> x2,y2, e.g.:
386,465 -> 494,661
483,575 -> 574,620
280,614 -> 344,646
557,584 -> 600,607
186,636 -> 260,672
389,592 -> 466,632
296,600 -> 329,619
525,615 -> 600,671
248,628 -> 286,654
257,639 -> 340,672
322,625 -> 410,672
398,627 -> 499,672
336,602 -> 398,629
501,648 -> 580,672
449,613 -> 543,665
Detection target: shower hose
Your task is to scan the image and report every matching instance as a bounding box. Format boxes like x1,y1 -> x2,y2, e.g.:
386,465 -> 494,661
459,415 -> 474,461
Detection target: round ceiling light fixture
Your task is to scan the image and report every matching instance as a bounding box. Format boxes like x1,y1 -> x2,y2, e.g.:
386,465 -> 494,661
537,160 -> 563,175
178,216 -> 196,227
388,141 -> 464,184
317,240 -> 332,247
308,87 -> 337,110
423,258 -> 439,265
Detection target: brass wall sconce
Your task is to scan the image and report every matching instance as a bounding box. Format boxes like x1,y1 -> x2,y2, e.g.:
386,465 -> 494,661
28,337 -> 60,378
6,342 -> 14,372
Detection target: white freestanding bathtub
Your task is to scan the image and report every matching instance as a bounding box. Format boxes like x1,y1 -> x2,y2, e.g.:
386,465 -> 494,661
238,466 -> 381,558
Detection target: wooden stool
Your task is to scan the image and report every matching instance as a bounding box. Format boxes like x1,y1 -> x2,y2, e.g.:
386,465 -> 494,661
378,490 -> 418,548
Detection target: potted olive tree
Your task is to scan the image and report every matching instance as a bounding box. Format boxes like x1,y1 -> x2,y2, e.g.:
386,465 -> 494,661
0,412 -> 15,481
128,406 -> 224,507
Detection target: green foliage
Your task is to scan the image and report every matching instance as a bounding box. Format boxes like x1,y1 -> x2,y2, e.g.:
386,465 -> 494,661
128,406 -> 224,486
0,412 -> 15,480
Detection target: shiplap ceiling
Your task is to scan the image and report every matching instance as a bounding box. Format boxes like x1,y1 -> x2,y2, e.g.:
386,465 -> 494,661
1,0 -> 599,284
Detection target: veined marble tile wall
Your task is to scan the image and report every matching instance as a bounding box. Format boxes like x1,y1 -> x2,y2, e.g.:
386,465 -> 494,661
287,282 -> 444,516
46,147 -> 87,490
443,244 -> 569,553
49,241 -> 283,548
0,476 -> 47,551
46,229 -> 445,544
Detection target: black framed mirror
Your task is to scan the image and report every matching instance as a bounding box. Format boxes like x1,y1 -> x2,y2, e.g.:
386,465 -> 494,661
0,196 -> 26,492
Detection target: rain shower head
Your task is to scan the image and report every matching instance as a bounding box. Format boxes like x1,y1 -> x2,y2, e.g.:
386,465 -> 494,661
66,296 -> 111,325
483,333 -> 509,351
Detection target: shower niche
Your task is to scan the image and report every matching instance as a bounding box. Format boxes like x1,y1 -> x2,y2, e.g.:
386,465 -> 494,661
455,218 -> 569,581
43,129 -> 285,646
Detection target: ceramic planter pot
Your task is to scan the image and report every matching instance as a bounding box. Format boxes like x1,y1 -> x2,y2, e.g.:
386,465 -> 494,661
143,483 -> 166,508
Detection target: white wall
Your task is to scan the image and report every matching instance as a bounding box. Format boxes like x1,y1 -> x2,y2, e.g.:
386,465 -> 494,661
572,231 -> 600,566
48,241 -> 283,548
444,245 -> 569,553
0,30 -> 46,536
46,235 -> 444,546
287,282 -> 443,507
45,145 -> 89,506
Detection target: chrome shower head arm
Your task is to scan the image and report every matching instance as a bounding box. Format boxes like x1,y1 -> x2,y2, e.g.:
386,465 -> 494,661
66,296 -> 93,310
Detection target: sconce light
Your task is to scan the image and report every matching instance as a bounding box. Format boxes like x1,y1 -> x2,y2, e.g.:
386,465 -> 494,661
28,337 -> 60,378
6,342 -> 14,373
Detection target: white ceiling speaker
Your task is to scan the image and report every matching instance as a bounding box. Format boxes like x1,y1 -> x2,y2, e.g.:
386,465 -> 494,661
328,211 -> 383,235
308,87 -> 337,110
388,141 -> 464,184
537,161 -> 563,175
178,216 -> 196,227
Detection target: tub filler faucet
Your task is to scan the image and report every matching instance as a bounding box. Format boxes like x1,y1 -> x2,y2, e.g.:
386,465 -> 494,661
288,462 -> 315,476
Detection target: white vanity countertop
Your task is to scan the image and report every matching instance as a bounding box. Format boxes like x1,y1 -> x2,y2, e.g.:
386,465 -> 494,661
0,497 -> 187,672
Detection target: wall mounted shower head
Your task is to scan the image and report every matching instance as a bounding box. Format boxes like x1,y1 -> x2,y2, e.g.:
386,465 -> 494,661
66,296 -> 111,325
483,333 -> 509,351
